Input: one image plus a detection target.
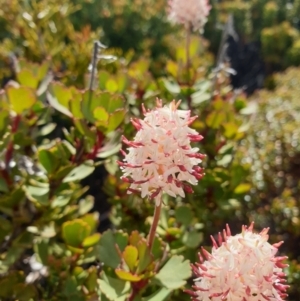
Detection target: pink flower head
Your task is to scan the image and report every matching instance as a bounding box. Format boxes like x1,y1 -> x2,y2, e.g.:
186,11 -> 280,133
187,222 -> 289,301
168,0 -> 211,32
118,99 -> 205,204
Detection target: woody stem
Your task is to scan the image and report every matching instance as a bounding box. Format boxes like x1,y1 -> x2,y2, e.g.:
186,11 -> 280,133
185,23 -> 192,109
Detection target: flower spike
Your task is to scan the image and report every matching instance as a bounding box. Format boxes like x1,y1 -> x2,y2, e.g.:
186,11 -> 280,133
118,99 -> 205,203
189,223 -> 289,301
168,0 -> 211,32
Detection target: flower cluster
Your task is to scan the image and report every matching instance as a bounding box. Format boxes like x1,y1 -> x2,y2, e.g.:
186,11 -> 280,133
118,99 -> 205,204
188,223 -> 289,301
168,0 -> 211,32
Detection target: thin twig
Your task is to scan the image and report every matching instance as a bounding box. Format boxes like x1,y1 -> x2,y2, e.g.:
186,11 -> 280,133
87,41 -> 108,103
211,14 -> 237,98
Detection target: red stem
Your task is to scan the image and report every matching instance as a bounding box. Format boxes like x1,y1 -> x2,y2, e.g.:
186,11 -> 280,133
127,280 -> 148,301
126,198 -> 162,301
147,197 -> 162,253
86,130 -> 104,160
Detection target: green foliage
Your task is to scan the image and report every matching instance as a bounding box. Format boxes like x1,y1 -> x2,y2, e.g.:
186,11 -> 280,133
240,67 -> 300,299
0,57 -> 127,300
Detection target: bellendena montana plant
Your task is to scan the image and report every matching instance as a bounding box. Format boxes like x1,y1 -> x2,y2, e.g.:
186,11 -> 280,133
0,0 -> 294,300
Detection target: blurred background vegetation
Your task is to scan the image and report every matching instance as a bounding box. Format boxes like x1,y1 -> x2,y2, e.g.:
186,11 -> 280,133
0,0 -> 300,300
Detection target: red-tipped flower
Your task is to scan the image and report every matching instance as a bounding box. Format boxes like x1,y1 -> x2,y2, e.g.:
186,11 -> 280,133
188,222 -> 289,301
168,0 -> 211,32
118,99 -> 205,204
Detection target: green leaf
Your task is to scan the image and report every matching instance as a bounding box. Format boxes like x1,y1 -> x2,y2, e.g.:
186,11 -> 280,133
39,123 -> 56,136
81,213 -> 98,233
106,79 -> 118,92
116,73 -> 129,93
82,233 -> 101,247
7,86 -> 36,114
158,208 -> 167,230
115,231 -> 129,252
99,230 -> 121,268
136,240 -> 152,274
151,237 -> 165,260
62,219 -> 91,247
234,183 -> 251,194
223,122 -> 239,139
51,195 -> 71,207
0,187 -> 25,209
67,245 -> 85,254
94,107 -> 109,122
52,82 -> 72,108
17,69 -> 39,89
175,206 -> 193,226
123,246 -> 138,272
37,73 -> 53,96
73,119 -> 96,140
47,82 -> 73,116
142,287 -> 171,301
37,60 -> 50,80
98,70 -> 110,90
129,231 -> 141,246
240,102 -> 258,115
81,92 -> 106,122
85,268 -> 98,292
40,222 -> 56,238
0,178 -> 8,193
182,230 -> 203,248
0,271 -> 25,297
166,227 -> 181,236
82,92 -> 124,124
106,109 -> 126,132
0,110 -> 9,135
0,92 -> 9,110
34,241 -> 48,264
106,95 -> 124,113
217,154 -> 233,167
25,185 -> 49,206
14,284 -> 38,301
166,61 -> 178,78
189,37 -> 200,57
0,248 -> 24,273
63,161 -> 95,183
234,97 -> 247,111
206,111 -> 225,129
191,91 -> 210,106
154,255 -> 191,289
97,142 -> 121,159
162,79 -> 180,94
78,196 -> 94,215
218,143 -> 234,155
52,165 -> 74,182
47,92 -> 72,116
63,277 -> 84,299
38,149 -> 57,174
98,274 -> 130,301
13,231 -> 34,248
115,270 -> 142,282
69,90 -> 84,118
0,217 -> 12,243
